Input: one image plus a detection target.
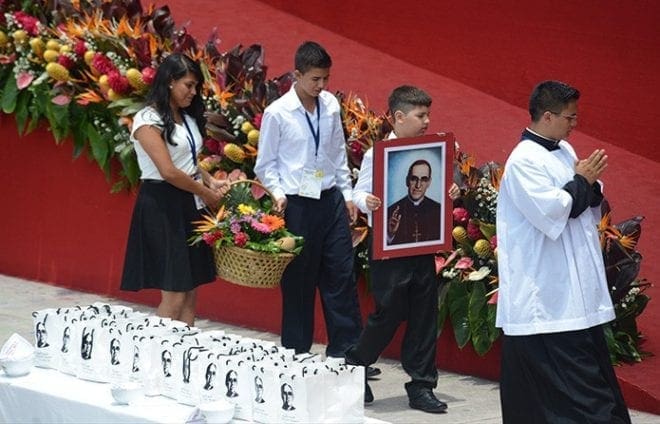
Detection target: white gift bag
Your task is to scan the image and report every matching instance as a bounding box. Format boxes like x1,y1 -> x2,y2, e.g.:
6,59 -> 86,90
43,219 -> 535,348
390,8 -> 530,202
222,353 -> 254,421
176,344 -> 209,406
32,308 -> 59,369
323,364 -> 364,423
74,317 -> 105,381
280,364 -> 326,423
197,352 -> 223,404
252,359 -> 288,424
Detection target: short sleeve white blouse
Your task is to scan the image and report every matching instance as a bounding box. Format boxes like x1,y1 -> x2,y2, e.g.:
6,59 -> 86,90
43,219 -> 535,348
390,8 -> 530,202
131,106 -> 202,180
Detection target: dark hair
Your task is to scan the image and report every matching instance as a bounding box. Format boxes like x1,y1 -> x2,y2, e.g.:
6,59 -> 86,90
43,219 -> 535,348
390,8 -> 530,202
146,53 -> 206,146
388,85 -> 432,116
406,159 -> 432,182
294,41 -> 332,74
528,80 -> 580,122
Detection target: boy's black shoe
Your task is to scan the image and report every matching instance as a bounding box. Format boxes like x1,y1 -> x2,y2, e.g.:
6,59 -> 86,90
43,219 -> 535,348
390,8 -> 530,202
367,366 -> 381,379
407,388 -> 447,413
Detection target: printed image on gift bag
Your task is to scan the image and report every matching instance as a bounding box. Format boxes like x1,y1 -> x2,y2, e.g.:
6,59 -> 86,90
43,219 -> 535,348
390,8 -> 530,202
251,362 -> 284,424
223,355 -> 254,421
32,308 -> 58,368
280,365 -> 326,423
107,330 -> 134,386
177,345 -> 208,406
198,352 -> 222,404
57,317 -> 79,376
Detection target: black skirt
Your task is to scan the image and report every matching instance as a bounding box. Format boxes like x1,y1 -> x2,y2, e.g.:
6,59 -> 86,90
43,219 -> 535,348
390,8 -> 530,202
500,325 -> 631,424
120,180 -> 216,292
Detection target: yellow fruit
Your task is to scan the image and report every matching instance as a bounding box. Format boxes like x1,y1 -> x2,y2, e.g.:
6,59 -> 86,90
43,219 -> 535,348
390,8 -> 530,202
84,50 -> 96,65
45,62 -> 69,82
12,30 -> 28,43
224,143 -> 246,163
0,30 -> 8,46
275,236 -> 296,252
240,121 -> 254,134
98,74 -> 110,91
452,226 -> 470,245
247,129 -> 260,145
43,49 -> 59,63
474,239 -> 492,258
45,39 -> 61,51
29,37 -> 45,55
125,68 -> 146,90
107,89 -> 122,101
59,44 -> 71,54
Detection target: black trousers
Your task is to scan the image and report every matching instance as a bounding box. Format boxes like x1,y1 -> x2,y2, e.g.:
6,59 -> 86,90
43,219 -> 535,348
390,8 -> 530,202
280,187 -> 362,357
348,236 -> 439,389
500,325 -> 631,424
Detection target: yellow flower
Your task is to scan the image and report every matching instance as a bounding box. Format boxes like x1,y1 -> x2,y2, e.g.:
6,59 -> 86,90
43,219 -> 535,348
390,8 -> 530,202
237,204 -> 255,215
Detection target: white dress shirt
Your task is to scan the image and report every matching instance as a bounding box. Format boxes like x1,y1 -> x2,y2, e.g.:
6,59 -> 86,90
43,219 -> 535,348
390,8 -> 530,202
352,132 -> 397,226
495,137 -> 615,336
254,85 -> 353,201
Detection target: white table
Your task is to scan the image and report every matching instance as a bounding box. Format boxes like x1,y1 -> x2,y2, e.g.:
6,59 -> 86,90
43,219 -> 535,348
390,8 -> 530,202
0,367 -> 202,423
1,367 -> 389,423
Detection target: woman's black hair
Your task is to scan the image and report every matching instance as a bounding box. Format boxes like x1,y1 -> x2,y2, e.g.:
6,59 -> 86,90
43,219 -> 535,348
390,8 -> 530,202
146,53 -> 206,146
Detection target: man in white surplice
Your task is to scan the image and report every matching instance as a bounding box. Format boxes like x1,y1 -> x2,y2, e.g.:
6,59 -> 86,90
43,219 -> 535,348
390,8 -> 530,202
496,80 -> 631,424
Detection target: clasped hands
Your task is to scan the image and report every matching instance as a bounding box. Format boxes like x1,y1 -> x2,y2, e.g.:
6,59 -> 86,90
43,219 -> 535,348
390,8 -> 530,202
575,149 -> 607,184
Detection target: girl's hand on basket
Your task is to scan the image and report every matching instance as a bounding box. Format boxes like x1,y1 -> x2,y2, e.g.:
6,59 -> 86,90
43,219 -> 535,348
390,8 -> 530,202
209,178 -> 231,197
201,187 -> 223,210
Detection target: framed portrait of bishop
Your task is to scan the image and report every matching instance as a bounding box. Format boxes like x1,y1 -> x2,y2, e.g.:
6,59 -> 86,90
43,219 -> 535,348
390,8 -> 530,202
372,133 -> 454,259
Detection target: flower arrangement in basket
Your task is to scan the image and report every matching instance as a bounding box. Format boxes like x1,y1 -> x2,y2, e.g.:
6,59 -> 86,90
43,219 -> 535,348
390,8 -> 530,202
189,179 -> 304,288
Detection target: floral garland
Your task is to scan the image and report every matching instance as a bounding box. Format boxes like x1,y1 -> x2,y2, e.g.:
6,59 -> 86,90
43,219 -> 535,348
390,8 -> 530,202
0,0 -> 650,364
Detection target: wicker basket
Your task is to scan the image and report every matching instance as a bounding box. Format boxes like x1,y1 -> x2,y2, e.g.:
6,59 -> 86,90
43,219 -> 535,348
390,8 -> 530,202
214,245 -> 294,288
212,179 -> 295,288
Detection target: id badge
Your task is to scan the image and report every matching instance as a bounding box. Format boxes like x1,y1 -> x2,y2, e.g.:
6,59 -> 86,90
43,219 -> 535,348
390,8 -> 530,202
192,174 -> 206,210
298,168 -> 323,199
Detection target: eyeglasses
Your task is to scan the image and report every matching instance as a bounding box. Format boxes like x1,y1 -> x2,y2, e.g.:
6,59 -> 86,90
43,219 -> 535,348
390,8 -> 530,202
409,176 -> 430,184
550,111 -> 578,122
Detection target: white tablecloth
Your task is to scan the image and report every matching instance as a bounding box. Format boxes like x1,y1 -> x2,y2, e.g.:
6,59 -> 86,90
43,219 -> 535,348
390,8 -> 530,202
0,367 -> 390,423
0,367 -> 202,423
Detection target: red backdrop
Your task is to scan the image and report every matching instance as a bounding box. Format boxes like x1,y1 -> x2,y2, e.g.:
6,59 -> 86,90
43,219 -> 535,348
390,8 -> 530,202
259,0 -> 660,163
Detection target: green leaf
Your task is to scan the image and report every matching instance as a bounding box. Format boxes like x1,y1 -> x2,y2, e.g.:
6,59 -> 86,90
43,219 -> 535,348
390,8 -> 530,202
478,221 -> 496,240
69,105 -> 89,158
447,279 -> 470,348
487,303 -> 501,343
118,145 -> 140,186
1,72 -> 18,114
468,280 -> 492,355
86,123 -> 110,170
437,279 -> 451,336
14,90 -> 30,135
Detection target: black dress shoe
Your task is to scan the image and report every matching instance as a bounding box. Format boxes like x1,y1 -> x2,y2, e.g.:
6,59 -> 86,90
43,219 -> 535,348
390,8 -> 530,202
366,366 -> 381,379
408,389 -> 448,414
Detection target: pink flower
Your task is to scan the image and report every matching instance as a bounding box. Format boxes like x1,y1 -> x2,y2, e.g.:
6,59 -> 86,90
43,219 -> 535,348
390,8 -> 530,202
107,70 -> 130,94
51,95 -> 71,106
234,232 -> 249,247
490,235 -> 497,250
74,39 -> 87,57
253,113 -> 263,129
141,67 -> 156,85
13,11 -> 40,36
455,257 -> 474,270
452,207 -> 469,225
250,221 -> 272,234
204,139 -> 220,154
467,221 -> 483,240
201,231 -> 222,246
487,291 -> 499,305
92,53 -> 116,74
57,54 -> 75,69
435,250 -> 458,274
16,71 -> 34,90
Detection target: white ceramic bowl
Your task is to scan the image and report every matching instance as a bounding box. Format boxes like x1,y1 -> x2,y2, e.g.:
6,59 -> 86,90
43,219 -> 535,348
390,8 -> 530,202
0,355 -> 33,377
110,383 -> 145,405
199,399 -> 235,424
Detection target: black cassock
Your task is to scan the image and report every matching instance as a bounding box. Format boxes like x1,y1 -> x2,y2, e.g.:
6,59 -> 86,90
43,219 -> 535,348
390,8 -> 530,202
387,196 -> 441,244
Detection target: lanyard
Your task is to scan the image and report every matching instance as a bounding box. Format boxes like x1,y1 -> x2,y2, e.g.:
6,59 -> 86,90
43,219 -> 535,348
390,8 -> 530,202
303,97 -> 320,156
181,115 -> 198,167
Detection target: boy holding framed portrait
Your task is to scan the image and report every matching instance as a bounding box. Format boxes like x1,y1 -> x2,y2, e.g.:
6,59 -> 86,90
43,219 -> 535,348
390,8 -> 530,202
346,86 -> 458,414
